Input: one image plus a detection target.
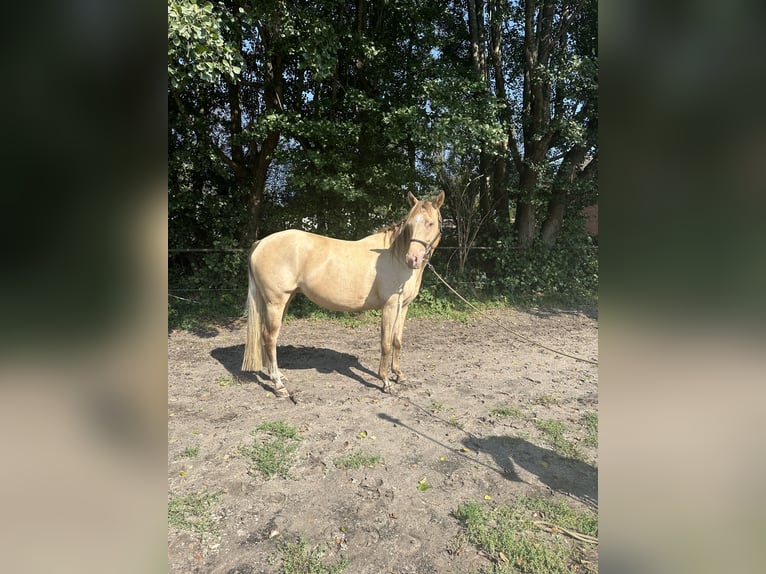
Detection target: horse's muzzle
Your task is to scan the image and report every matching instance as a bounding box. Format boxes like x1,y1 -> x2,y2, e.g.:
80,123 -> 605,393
405,252 -> 423,269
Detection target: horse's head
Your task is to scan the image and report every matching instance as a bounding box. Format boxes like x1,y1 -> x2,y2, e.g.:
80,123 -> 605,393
403,191 -> 445,270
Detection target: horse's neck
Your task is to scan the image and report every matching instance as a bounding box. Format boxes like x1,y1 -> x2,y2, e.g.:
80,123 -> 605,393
360,229 -> 394,249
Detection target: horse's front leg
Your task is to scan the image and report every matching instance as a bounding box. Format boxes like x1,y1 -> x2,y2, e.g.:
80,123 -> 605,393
390,303 -> 410,385
378,302 -> 398,392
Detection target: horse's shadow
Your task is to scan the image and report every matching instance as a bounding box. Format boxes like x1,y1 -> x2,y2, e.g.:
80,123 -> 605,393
465,435 -> 598,508
211,344 -> 382,394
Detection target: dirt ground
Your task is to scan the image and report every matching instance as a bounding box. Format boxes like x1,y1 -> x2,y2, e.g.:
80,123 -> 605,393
168,306 -> 598,573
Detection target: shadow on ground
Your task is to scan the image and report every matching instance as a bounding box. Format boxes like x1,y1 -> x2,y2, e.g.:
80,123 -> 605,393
211,344 -> 383,394
377,411 -> 597,509
528,305 -> 598,321
466,435 -> 598,508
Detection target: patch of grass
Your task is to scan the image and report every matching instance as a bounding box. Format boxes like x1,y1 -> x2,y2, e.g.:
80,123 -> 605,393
447,531 -> 469,556
581,412 -> 598,447
532,394 -> 559,407
454,496 -> 597,574
430,401 -> 445,412
181,445 -> 200,458
240,420 -> 302,479
523,495 -> 598,537
256,420 -> 301,439
168,490 -> 222,544
535,419 -> 583,460
275,539 -> 349,574
447,414 -> 464,429
491,405 -> 525,419
334,451 -> 383,470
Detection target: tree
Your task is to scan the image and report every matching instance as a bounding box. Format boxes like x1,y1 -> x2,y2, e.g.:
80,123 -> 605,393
168,0 -> 597,255
509,0 -> 598,247
449,0 -> 597,248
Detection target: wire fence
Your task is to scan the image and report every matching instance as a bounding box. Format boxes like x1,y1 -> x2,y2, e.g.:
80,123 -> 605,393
168,244 -> 598,302
168,246 -> 495,253
168,245 -> 500,296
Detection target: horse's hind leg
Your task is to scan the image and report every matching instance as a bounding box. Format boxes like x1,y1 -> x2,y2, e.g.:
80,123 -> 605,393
263,298 -> 290,397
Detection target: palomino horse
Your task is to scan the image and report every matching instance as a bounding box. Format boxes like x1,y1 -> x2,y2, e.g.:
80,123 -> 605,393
241,191 -> 445,396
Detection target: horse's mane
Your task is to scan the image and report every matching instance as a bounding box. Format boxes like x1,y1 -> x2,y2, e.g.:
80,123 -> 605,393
386,220 -> 412,261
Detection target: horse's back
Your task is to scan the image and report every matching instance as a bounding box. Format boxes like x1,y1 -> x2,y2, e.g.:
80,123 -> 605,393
250,229 -> 389,311
250,230 -> 317,287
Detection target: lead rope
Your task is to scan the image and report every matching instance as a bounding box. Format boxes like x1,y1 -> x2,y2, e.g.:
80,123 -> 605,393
426,262 -> 598,366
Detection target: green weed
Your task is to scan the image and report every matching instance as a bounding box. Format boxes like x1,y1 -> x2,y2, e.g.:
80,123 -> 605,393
240,420 -> 302,479
523,496 -> 598,537
532,394 -> 559,407
454,496 -> 597,574
181,445 -> 199,458
491,406 -> 525,419
275,539 -> 349,574
535,419 -> 583,460
581,412 -> 598,447
447,414 -> 464,429
334,451 -> 383,470
168,490 -> 222,544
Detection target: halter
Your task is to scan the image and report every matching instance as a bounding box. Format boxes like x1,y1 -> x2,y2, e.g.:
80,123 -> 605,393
409,211 -> 442,261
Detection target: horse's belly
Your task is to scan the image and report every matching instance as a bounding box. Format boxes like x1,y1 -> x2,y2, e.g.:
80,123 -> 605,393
299,277 -> 381,312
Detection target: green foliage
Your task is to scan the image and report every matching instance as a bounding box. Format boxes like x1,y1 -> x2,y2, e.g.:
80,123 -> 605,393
487,219 -> 598,306
334,451 -> 383,470
408,284 -> 463,319
168,240 -> 248,331
275,538 -> 349,574
491,406 -> 525,420
454,496 -> 597,574
181,445 -> 200,458
524,495 -> 598,538
168,490 -> 223,543
532,394 -> 560,407
535,419 -> 583,461
167,0 -> 598,326
255,420 -> 301,440
581,412 -> 598,448
168,0 -> 242,89
240,420 -> 303,479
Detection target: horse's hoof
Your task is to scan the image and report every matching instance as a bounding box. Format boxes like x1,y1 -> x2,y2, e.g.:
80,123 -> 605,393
274,387 -> 290,398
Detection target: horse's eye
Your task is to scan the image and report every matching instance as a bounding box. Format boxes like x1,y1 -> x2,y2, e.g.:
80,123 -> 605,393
427,221 -> 434,227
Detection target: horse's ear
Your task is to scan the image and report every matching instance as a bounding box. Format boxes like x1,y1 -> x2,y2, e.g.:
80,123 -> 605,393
433,191 -> 445,209
407,191 -> 418,207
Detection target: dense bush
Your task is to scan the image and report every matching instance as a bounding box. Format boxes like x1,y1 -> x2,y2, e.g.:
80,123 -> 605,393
486,219 -> 598,306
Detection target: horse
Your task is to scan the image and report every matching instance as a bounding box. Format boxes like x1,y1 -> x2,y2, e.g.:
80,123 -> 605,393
241,191 -> 445,397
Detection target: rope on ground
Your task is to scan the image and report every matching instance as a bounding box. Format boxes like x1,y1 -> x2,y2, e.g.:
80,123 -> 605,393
533,520 -> 599,544
426,262 -> 598,366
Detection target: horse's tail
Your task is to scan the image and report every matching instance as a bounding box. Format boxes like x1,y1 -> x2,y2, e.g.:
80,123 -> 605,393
242,241 -> 266,372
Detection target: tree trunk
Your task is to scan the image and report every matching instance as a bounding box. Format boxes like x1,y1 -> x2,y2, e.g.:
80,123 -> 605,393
515,201 -> 536,248
467,0 -> 486,81
479,151 -> 492,224
489,0 -> 510,230
540,145 -> 587,244
492,141 -> 510,230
